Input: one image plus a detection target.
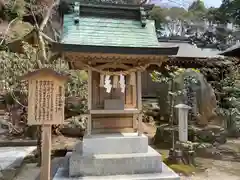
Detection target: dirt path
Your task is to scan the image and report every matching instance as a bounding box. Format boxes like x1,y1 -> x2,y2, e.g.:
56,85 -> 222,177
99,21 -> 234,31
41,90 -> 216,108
180,158 -> 240,180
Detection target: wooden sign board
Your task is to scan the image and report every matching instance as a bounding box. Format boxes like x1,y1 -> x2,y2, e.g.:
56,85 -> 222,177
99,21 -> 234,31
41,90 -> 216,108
22,68 -> 68,125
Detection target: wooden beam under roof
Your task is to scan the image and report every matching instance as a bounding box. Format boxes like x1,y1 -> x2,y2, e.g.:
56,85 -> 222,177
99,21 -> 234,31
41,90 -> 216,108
52,43 -> 179,56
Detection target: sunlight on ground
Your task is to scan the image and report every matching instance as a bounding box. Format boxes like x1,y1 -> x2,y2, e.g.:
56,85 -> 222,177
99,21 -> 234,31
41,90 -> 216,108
155,148 -> 198,176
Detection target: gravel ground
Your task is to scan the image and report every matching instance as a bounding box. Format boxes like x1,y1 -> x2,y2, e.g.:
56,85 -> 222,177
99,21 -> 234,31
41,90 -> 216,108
14,158 -> 240,180
181,169 -> 240,180
181,158 -> 240,180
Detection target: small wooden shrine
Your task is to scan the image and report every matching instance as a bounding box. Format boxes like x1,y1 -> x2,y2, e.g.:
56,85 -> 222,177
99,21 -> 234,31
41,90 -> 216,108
53,3 -> 179,136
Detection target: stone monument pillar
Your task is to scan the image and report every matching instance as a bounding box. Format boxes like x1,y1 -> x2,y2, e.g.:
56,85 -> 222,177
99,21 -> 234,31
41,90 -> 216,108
175,104 -> 191,142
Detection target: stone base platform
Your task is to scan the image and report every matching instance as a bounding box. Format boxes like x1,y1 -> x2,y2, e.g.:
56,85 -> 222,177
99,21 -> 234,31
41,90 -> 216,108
75,133 -> 148,155
60,133 -> 180,180
70,146 -> 162,177
53,160 -> 179,180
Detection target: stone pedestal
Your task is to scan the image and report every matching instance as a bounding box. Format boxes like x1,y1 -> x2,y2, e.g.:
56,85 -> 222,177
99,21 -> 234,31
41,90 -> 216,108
76,133 -> 148,155
53,133 -> 180,180
70,133 -> 161,177
70,146 -> 162,176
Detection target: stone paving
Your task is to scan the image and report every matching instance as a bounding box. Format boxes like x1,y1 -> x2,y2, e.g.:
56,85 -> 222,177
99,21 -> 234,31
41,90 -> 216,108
0,127 -> 7,135
0,146 -> 36,171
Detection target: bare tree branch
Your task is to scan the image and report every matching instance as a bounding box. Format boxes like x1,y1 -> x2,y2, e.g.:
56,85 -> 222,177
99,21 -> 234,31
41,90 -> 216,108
48,19 -> 60,41
29,0 -> 60,66
38,35 -> 47,62
30,8 -> 42,68
40,31 -> 56,43
37,0 -> 60,63
30,7 -> 39,30
39,0 -> 60,31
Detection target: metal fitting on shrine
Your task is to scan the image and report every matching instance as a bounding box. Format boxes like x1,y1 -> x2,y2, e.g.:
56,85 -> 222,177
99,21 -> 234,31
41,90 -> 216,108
140,7 -> 146,27
74,2 -> 80,25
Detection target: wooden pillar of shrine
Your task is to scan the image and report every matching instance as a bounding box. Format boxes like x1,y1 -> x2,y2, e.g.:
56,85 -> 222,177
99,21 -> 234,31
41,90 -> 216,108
137,71 -> 143,136
87,69 -> 92,136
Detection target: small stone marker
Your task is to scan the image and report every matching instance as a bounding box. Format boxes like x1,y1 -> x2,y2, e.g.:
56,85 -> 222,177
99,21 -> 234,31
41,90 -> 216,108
174,104 -> 191,142
22,68 -> 68,180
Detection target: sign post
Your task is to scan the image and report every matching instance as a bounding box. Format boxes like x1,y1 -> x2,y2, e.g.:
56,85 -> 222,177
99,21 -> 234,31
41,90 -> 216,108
41,124 -> 52,180
174,104 -> 191,142
22,68 -> 68,180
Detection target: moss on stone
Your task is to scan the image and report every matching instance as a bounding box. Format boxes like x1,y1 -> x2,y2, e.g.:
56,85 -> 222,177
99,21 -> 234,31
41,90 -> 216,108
169,164 -> 197,176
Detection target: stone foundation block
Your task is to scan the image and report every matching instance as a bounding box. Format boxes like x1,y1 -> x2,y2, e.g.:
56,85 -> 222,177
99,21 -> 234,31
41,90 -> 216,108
54,161 -> 180,180
74,133 -> 148,155
69,146 -> 162,177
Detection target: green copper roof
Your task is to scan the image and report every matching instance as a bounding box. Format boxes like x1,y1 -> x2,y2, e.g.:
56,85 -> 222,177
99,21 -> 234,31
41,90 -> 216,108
61,14 -> 160,48
56,4 -> 179,55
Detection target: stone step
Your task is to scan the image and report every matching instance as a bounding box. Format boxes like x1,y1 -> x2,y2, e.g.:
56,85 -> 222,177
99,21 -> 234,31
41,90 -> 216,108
54,163 -> 180,180
69,146 -> 162,177
75,133 -> 148,155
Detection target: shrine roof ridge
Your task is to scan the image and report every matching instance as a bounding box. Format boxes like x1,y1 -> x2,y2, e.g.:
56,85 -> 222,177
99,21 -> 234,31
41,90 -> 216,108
62,1 -> 154,20
62,0 -> 154,8
21,68 -> 69,81
66,2 -> 149,27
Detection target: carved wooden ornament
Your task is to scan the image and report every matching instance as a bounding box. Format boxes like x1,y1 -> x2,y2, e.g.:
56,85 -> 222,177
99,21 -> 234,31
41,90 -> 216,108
22,68 -> 68,125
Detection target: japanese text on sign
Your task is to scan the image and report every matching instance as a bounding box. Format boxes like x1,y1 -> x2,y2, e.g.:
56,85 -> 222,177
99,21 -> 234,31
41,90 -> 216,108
34,80 -> 54,122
